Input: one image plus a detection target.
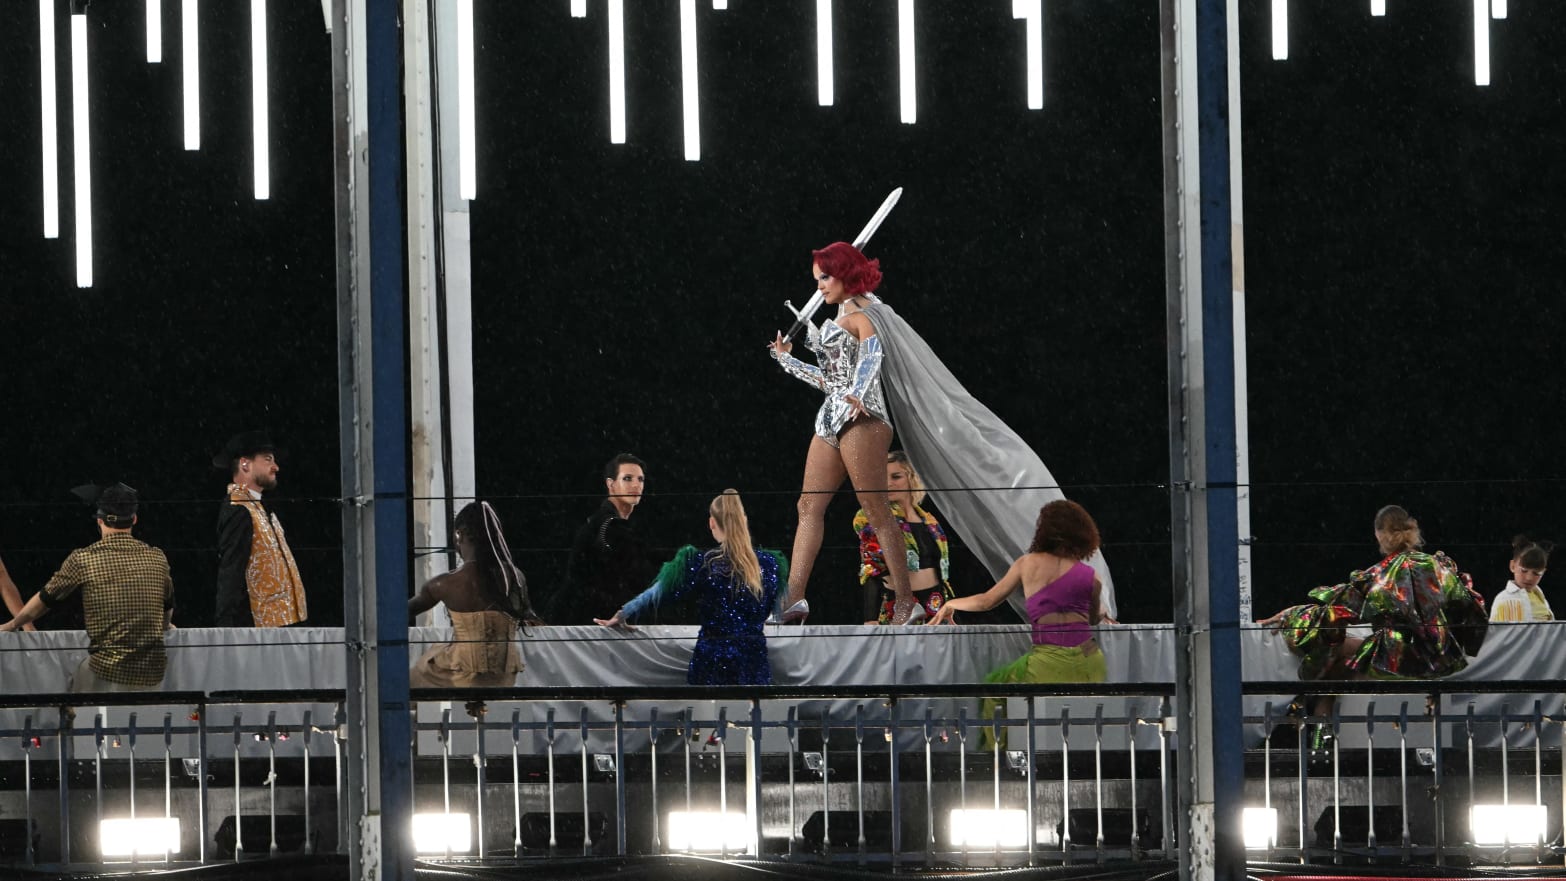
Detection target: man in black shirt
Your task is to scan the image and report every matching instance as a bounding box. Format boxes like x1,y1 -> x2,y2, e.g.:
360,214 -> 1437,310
548,453 -> 657,624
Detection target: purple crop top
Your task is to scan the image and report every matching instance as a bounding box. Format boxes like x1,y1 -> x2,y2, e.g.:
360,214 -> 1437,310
1026,561 -> 1096,647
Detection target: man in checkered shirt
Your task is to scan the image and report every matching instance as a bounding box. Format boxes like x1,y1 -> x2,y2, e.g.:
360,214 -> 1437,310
0,484 -> 175,691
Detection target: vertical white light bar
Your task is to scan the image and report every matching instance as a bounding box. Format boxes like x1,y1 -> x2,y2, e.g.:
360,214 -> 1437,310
457,0 -> 476,197
712,0 -> 726,8
1491,0 -> 1506,18
608,0 -> 625,142
182,0 -> 199,149
679,0 -> 700,160
1370,0 -> 1385,16
39,0 -> 60,239
1271,0 -> 1288,60
71,11 -> 93,288
1473,0 -> 1489,85
1012,0 -> 1042,110
816,0 -> 832,106
897,0 -> 915,123
251,0 -> 269,199
570,0 -> 586,16
147,0 -> 162,62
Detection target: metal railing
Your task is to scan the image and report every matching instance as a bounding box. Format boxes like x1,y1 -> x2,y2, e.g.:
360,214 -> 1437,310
3,680 -> 1565,870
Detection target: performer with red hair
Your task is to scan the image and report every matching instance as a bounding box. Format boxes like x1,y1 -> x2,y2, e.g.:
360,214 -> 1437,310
769,241 -> 1119,626
770,242 -> 920,624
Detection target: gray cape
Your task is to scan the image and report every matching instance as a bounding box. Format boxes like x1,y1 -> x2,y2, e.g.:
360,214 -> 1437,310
864,302 -> 1117,621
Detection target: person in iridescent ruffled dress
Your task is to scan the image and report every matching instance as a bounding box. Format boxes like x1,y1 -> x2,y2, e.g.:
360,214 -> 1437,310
595,490 -> 788,685
1259,505 -> 1488,682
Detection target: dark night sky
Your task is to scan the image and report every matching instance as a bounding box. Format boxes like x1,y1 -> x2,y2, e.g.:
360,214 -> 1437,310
1,2 -> 1561,634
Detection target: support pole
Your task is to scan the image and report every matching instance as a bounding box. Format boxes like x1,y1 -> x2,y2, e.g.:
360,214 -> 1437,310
1160,0 -> 1246,878
334,0 -> 413,878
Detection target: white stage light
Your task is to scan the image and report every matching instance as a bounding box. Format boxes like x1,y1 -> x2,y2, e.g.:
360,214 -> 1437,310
712,0 -> 726,8
948,809 -> 1027,848
1271,0 -> 1288,60
71,12 -> 93,288
608,0 -> 625,143
457,0 -> 476,197
39,0 -> 59,239
679,0 -> 700,160
1371,0 -> 1385,16
666,811 -> 752,852
897,0 -> 915,123
251,0 -> 269,199
412,812 -> 472,854
147,0 -> 162,62
570,0 -> 586,16
1012,0 -> 1042,109
1473,0 -> 1489,85
1242,807 -> 1277,849
1491,0 -> 1506,19
1471,804 -> 1546,845
100,817 -> 181,857
816,0 -> 832,106
183,0 -> 200,149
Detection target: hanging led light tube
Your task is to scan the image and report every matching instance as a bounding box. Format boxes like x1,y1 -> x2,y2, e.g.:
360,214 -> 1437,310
898,0 -> 915,123
39,0 -> 60,239
679,0 -> 700,160
71,10 -> 94,288
457,0 -> 476,197
1371,0 -> 1385,16
183,0 -> 200,149
147,0 -> 162,62
608,0 -> 625,142
570,0 -> 586,16
251,0 -> 269,199
1271,0 -> 1288,60
1473,0 -> 1490,85
1012,0 -> 1042,109
1491,0 -> 1507,19
816,0 -> 832,106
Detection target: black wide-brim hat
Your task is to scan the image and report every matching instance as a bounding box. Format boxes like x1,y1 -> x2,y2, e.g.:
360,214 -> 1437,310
211,431 -> 283,470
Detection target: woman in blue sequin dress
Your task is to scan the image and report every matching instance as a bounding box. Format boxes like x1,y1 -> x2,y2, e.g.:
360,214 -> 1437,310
595,490 -> 788,685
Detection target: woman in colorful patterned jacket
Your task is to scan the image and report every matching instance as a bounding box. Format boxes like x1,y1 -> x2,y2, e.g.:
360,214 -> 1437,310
853,451 -> 955,625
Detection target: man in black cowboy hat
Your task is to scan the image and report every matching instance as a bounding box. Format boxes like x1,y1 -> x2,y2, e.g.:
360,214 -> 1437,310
213,431 -> 308,627
0,484 -> 175,692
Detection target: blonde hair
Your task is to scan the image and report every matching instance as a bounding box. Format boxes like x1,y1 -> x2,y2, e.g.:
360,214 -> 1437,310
711,489 -> 762,598
887,450 -> 926,509
1374,505 -> 1424,555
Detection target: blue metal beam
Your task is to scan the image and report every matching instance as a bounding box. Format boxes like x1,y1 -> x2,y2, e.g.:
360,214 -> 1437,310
1194,0 -> 1246,876
367,0 -> 413,876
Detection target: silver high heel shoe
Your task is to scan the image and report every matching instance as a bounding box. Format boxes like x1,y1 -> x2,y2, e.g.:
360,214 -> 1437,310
767,598 -> 810,625
891,598 -> 926,626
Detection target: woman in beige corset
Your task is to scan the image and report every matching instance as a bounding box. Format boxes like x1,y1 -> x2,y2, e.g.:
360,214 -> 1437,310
408,501 -> 538,688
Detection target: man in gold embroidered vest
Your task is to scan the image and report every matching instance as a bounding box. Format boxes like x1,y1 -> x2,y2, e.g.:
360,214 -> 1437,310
213,431 -> 307,627
0,483 -> 175,692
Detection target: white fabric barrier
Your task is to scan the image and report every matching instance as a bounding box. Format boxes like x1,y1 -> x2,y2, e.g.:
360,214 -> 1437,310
1,623 -> 1561,756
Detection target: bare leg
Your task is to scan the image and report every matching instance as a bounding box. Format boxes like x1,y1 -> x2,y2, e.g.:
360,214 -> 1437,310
785,436 -> 848,607
839,418 -> 915,620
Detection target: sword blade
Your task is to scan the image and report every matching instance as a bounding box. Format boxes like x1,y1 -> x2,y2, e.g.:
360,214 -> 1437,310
783,188 -> 903,343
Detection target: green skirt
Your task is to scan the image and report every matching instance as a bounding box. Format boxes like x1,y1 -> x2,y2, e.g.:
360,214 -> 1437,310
980,643 -> 1107,750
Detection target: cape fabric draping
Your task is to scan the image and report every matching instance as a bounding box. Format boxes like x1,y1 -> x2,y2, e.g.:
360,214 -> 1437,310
863,302 -> 1117,620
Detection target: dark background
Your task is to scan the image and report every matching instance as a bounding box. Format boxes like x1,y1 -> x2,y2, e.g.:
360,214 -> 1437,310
1,2 -> 1560,637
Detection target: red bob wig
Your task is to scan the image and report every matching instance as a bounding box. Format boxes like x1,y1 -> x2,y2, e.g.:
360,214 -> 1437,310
812,241 -> 883,296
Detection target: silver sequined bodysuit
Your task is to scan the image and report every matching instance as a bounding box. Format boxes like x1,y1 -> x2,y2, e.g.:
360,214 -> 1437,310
784,318 -> 891,447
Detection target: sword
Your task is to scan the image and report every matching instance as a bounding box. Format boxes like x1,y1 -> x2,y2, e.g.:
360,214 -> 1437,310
783,187 -> 903,344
